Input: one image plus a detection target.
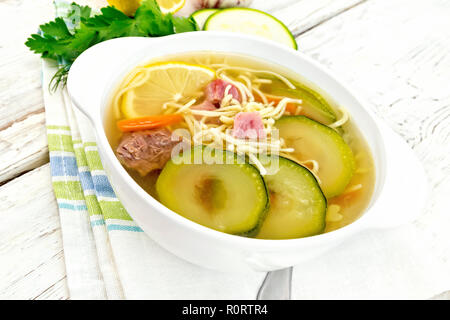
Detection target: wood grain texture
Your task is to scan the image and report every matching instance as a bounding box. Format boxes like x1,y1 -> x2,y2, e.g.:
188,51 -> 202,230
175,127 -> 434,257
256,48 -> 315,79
0,0 -> 53,182
0,112 -> 48,184
262,0 -> 367,37
296,0 -> 450,197
0,164 -> 69,300
295,0 -> 450,283
431,290 -> 450,300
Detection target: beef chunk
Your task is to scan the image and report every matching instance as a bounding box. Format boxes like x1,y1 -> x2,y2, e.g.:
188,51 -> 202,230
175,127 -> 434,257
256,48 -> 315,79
116,128 -> 181,176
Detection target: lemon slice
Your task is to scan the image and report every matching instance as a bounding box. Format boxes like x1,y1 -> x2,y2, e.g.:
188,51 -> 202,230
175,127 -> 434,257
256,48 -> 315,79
107,0 -> 185,16
121,62 -> 216,119
107,0 -> 140,15
157,0 -> 186,14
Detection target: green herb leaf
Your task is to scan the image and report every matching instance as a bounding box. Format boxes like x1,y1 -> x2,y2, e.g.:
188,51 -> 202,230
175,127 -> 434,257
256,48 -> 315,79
39,17 -> 72,40
134,0 -> 173,36
67,2 -> 92,25
25,0 -> 199,90
172,16 -> 199,33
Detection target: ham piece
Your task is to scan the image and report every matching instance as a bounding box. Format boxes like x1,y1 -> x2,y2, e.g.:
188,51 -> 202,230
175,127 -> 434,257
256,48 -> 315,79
204,79 -> 241,107
190,79 -> 242,123
232,112 -> 266,139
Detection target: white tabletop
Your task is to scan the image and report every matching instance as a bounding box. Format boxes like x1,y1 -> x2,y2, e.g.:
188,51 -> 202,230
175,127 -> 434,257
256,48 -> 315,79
0,0 -> 449,299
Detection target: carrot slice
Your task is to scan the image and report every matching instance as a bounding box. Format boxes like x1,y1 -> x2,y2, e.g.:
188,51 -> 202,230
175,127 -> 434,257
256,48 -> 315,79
117,114 -> 183,132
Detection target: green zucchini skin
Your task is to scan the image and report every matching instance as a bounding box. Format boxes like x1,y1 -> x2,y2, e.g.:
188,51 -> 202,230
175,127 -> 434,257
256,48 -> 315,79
261,80 -> 337,125
275,116 -> 355,198
190,9 -> 218,30
204,8 -> 298,50
156,146 -> 270,236
257,156 -> 327,239
236,191 -> 270,238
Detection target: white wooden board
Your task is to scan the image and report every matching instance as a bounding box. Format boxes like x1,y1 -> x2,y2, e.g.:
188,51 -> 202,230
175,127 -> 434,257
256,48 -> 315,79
0,164 -> 68,299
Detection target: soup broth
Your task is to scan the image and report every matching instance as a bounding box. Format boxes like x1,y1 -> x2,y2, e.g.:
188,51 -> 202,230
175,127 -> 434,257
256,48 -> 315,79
106,52 -> 375,238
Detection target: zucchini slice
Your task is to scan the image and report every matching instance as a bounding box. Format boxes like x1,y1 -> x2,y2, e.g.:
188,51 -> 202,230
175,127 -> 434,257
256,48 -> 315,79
156,146 -> 269,235
191,9 -> 218,30
260,80 -> 337,125
275,116 -> 355,198
257,156 -> 327,239
204,8 -> 298,49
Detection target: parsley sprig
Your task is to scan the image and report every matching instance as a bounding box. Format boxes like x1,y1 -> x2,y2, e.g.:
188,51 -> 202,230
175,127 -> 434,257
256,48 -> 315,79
25,0 -> 198,90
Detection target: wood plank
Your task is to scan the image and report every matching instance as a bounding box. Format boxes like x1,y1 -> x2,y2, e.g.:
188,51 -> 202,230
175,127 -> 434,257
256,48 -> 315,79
0,0 -> 54,182
32,276 -> 69,300
0,112 -> 48,184
0,0 -> 53,129
0,164 -> 69,300
431,290 -> 450,300
296,0 -> 450,184
262,0 -> 366,37
252,0 -> 305,12
293,0 -> 450,298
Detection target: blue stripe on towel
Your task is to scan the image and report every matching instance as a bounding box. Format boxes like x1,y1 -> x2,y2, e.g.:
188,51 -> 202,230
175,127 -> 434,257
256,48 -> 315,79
107,224 -> 143,232
91,174 -> 116,198
50,156 -> 79,177
58,202 -> 88,211
79,171 -> 95,191
91,219 -> 106,227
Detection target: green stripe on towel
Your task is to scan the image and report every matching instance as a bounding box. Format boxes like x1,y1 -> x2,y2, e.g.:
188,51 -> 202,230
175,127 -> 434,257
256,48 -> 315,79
85,194 -> 103,217
53,181 -> 85,200
100,201 -> 133,221
85,149 -> 105,171
73,144 -> 89,168
48,134 -> 75,152
84,142 -> 98,147
47,125 -> 71,130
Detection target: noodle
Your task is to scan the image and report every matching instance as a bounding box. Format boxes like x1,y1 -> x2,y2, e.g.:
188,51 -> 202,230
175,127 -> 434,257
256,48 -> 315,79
342,184 -> 363,194
175,99 -> 197,113
300,160 -> 320,175
219,74 -> 254,103
252,78 -> 272,84
252,87 -> 269,104
326,204 -> 343,222
237,75 -> 252,88
216,66 -> 296,89
329,107 -> 349,128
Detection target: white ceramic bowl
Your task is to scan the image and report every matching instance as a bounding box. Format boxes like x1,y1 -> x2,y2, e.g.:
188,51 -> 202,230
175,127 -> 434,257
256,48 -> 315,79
67,32 -> 428,272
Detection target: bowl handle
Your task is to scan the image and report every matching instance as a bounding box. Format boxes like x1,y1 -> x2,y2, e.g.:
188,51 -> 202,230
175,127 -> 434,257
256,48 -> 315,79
67,37 -> 153,123
366,121 -> 428,229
